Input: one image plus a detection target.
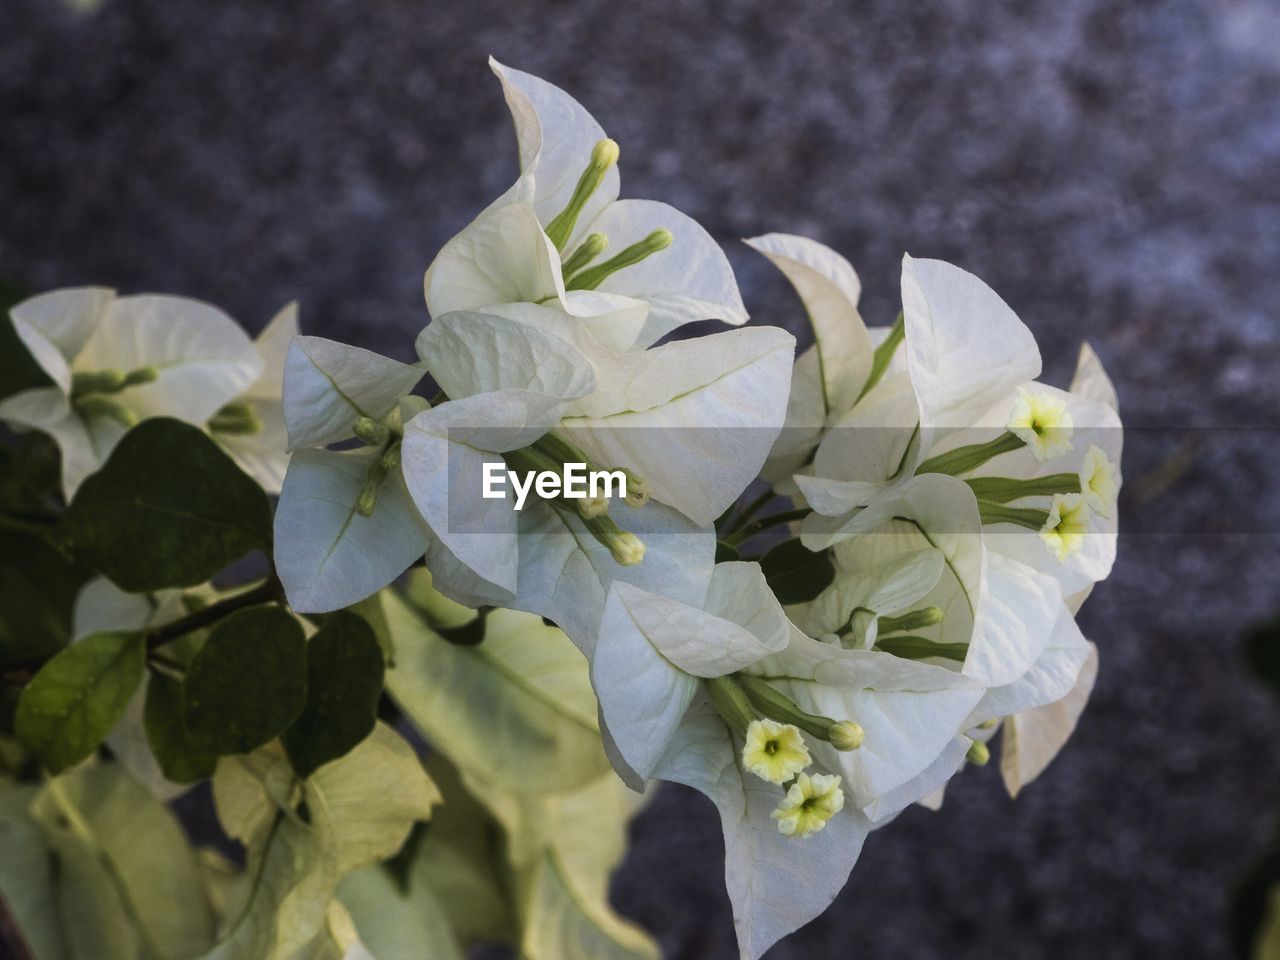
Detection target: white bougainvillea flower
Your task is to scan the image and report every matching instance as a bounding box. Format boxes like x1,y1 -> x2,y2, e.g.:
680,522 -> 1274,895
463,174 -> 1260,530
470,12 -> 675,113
439,302 -> 795,525
0,288 -> 262,498
745,234 -> 873,484
761,245 -> 1124,598
771,772 -> 845,838
741,718 -> 810,784
590,562 -> 873,959
401,307 -> 789,644
211,302 -> 298,494
800,474 -> 1069,709
274,336 -> 428,612
1079,443 -> 1119,517
424,60 -> 747,351
1007,387 -> 1074,461
999,642 -> 1099,796
799,471 -> 1098,805
1039,493 -> 1091,560
962,365 -> 1123,598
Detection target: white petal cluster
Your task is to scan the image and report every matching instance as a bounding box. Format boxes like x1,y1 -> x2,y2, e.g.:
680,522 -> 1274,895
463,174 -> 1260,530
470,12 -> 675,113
0,61 -> 1126,960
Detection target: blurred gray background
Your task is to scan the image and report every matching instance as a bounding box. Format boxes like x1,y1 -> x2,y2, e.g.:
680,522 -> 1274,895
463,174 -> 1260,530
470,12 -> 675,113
3,0 -> 1279,956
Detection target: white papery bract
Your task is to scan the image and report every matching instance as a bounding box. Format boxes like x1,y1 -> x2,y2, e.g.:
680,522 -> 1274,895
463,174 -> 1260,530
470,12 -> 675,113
273,335 -> 428,612
0,58 -> 1133,960
212,302 -> 298,494
591,563 -> 876,960
0,288 -> 262,498
751,239 -> 1124,597
401,306 -> 790,648
756,236 -> 1122,803
425,60 -> 748,351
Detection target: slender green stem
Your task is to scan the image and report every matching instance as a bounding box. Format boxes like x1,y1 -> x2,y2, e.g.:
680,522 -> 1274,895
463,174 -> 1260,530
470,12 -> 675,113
724,508 -> 809,546
856,311 -> 905,404
145,576 -> 283,650
721,488 -> 775,537
976,501 -> 1050,531
0,512 -> 57,538
874,635 -> 969,662
916,431 -> 1024,476
966,473 -> 1079,503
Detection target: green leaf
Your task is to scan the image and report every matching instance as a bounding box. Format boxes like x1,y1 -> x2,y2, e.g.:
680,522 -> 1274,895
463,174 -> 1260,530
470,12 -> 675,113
476,771 -> 658,960
0,289 -> 55,404
414,753 -> 516,944
15,630 -> 145,773
383,591 -> 611,795
208,725 -> 439,959
32,764 -> 217,958
184,605 -> 307,755
759,537 -> 835,604
62,418 -> 272,591
283,611 -> 385,778
1232,846 -> 1280,959
0,529 -> 91,669
0,783 -> 69,960
339,864 -> 465,960
143,671 -> 218,783
715,539 -> 742,563
1246,617 -> 1280,703
523,850 -> 658,960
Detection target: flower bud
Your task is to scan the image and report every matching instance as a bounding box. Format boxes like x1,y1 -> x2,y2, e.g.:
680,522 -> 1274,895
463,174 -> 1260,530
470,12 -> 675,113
828,720 -> 865,752
353,416 -> 391,446
966,740 -> 991,767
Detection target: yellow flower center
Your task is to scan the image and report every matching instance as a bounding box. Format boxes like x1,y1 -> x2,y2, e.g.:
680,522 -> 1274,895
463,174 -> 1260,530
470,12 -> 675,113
1079,443 -> 1118,517
771,772 -> 845,839
741,718 -> 810,785
1008,388 -> 1074,462
1039,493 -> 1091,560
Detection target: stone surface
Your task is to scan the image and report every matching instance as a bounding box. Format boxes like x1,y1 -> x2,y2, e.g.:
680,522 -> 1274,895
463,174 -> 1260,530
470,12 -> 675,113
3,0 -> 1279,956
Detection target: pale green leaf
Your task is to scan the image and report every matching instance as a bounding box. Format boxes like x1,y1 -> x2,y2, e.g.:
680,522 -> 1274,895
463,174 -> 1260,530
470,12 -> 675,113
32,764 -> 215,958
382,592 -> 610,794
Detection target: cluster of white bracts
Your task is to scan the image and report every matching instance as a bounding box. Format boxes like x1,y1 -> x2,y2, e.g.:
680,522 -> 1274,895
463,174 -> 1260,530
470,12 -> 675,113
0,59 -> 1123,960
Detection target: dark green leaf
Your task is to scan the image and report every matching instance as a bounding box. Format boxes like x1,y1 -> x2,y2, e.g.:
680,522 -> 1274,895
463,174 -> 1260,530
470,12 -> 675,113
1245,618 -> 1280,703
759,537 -> 835,604
714,540 -> 742,563
0,284 -> 54,404
183,605 -> 307,755
0,530 -> 91,669
63,418 -> 272,591
0,435 -> 62,516
283,611 -> 385,778
1231,845 -> 1280,959
143,672 -> 217,783
15,631 -> 145,773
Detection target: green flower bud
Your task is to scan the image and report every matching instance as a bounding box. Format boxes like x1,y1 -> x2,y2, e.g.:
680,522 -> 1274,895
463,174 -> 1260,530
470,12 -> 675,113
565,229 -> 673,291
544,138 -> 619,250
828,720 -> 865,752
966,740 -> 991,767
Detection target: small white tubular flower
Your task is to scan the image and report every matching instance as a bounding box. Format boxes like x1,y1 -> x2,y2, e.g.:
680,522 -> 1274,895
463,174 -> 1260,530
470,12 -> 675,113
1078,443 -> 1118,516
742,719 -> 811,784
771,772 -> 846,839
1008,388 -> 1074,461
1039,493 -> 1091,560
